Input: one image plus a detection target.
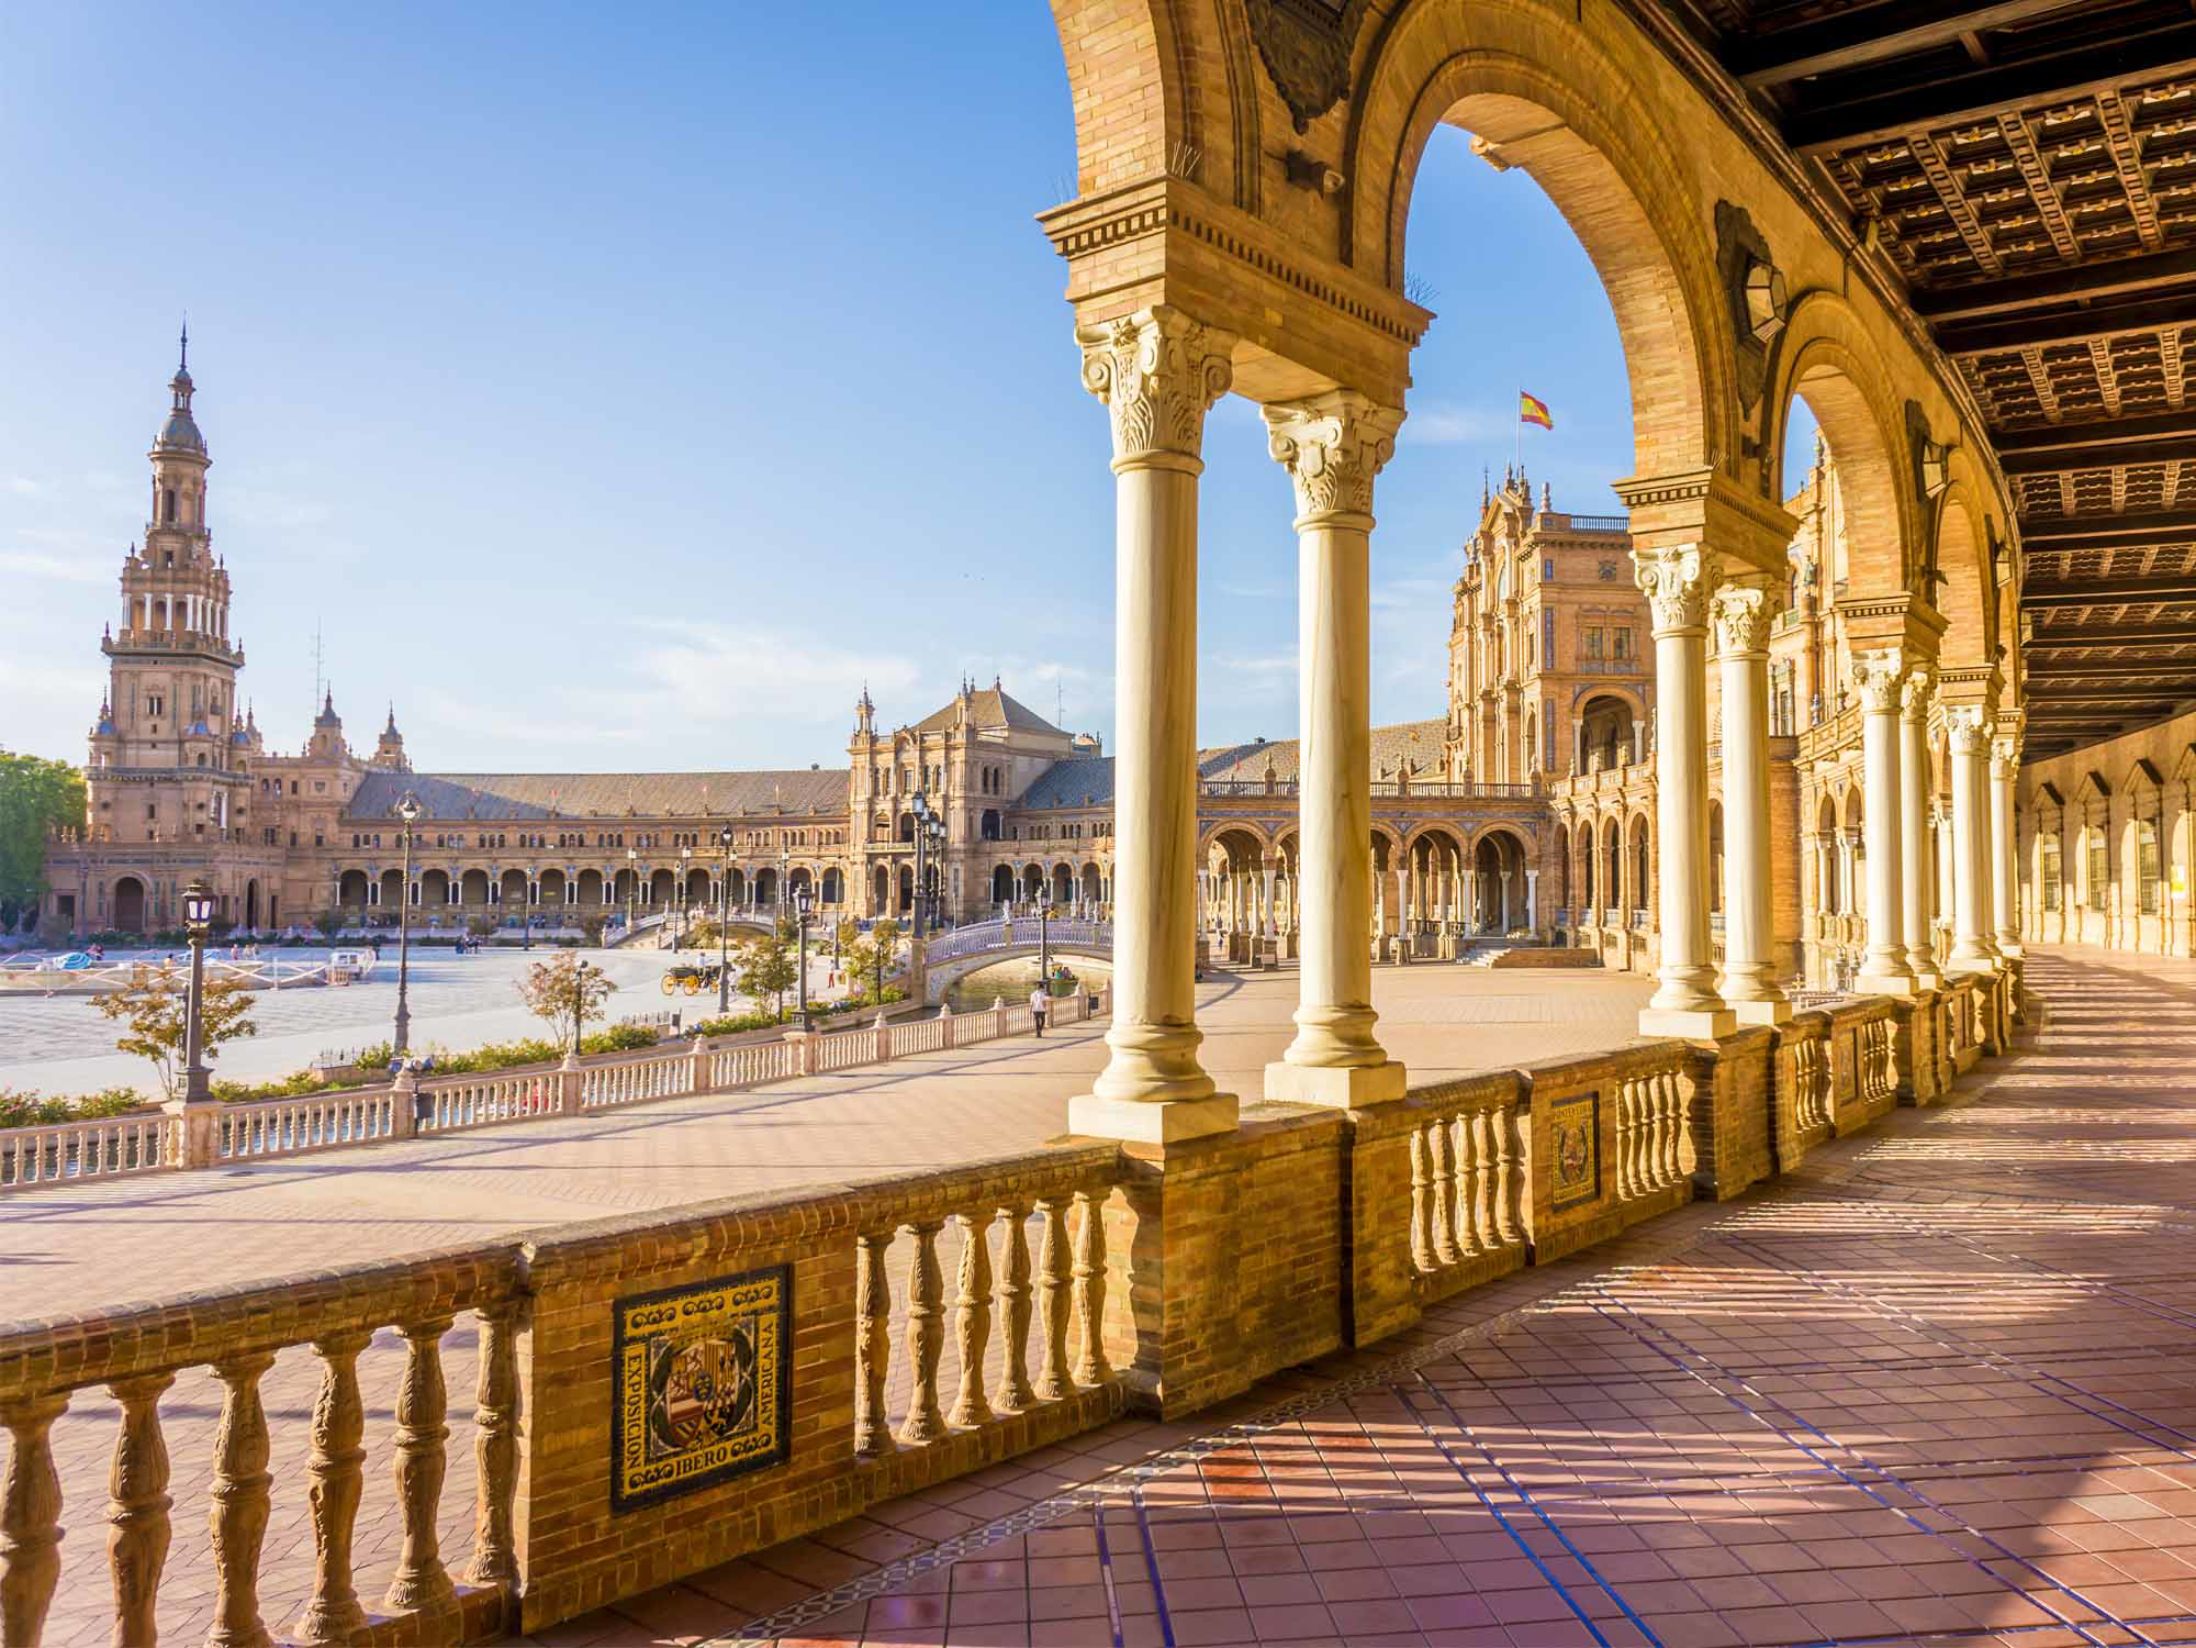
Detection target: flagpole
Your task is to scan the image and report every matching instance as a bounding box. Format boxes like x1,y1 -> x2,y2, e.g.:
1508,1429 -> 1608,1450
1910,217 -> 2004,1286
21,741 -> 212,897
1515,386 -> 1523,478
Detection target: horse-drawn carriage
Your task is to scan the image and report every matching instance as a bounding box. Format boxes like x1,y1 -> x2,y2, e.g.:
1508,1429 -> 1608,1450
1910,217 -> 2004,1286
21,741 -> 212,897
660,961 -> 726,996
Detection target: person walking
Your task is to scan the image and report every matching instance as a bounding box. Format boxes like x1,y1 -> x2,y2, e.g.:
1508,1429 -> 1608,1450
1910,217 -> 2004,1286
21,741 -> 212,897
1029,982 -> 1049,1038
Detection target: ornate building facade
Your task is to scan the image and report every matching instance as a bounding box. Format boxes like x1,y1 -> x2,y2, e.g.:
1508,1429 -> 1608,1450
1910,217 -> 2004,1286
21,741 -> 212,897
44,359 -> 1607,946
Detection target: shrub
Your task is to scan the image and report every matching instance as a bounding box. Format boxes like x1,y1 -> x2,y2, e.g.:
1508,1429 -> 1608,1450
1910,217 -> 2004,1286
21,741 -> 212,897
0,1086 -> 149,1131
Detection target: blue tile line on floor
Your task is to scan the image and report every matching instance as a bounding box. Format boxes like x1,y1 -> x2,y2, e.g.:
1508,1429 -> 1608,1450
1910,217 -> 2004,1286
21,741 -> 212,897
1722,1227 -> 2196,1471
1130,1484 -> 1177,1648
1390,1368 -> 1629,1648
1580,1271 -> 2139,1648
1092,1503 -> 1127,1648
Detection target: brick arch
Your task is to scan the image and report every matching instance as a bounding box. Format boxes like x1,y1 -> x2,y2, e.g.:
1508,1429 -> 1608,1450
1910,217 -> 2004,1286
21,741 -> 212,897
1347,17 -> 1732,477
1768,297 -> 1918,608
1932,475 -> 1999,680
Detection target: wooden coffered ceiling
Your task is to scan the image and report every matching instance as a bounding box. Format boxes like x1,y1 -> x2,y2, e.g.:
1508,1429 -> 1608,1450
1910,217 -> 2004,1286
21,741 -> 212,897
1656,0 -> 2196,758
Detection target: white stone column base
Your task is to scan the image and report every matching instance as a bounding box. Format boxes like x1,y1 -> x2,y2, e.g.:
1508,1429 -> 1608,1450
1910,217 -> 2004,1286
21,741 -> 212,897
1854,970 -> 1918,998
1728,997 -> 1792,1027
1067,1091 -> 1239,1144
1639,1005 -> 1737,1039
1262,1059 -> 1407,1109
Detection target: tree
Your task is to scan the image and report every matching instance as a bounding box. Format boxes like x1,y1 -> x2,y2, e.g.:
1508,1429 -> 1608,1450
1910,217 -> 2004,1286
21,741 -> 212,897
94,966 -> 259,1100
0,751 -> 86,932
850,918 -> 901,1003
734,931 -> 798,1019
519,952 -> 617,1056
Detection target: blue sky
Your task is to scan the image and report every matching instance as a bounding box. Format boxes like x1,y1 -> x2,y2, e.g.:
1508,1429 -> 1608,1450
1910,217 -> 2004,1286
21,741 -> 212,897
0,3 -> 1813,771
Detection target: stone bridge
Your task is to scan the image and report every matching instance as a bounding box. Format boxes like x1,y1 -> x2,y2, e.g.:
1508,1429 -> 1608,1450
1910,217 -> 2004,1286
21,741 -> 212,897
919,918 -> 1114,1001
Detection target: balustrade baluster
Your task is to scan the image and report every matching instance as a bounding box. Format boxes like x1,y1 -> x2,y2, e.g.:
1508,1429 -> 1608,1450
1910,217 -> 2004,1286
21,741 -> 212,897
295,1333 -> 369,1645
1493,1108 -> 1522,1247
1452,1117 -> 1484,1258
1034,1199 -> 1072,1402
947,1213 -> 993,1429
1071,1188 -> 1110,1385
991,1202 -> 1035,1413
466,1304 -> 520,1589
1470,1109 -> 1499,1251
1428,1118 -> 1460,1265
854,1231 -> 892,1453
1407,1128 -> 1433,1274
106,1372 -> 173,1646
896,1222 -> 947,1445
1,1393 -> 66,1648
385,1317 -> 457,1614
1614,1080 -> 1638,1199
208,1351 -> 275,1648
1660,1072 -> 1683,1185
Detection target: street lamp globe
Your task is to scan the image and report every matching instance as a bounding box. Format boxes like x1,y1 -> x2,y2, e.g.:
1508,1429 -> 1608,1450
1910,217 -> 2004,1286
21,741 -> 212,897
397,791 -> 422,827
183,879 -> 216,933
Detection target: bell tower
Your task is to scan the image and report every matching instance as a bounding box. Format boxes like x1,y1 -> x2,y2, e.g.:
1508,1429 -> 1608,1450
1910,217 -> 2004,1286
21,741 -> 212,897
91,332 -> 247,842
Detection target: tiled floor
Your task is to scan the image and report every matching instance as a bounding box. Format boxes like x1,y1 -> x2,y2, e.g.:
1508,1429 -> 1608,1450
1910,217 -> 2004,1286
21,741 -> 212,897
529,947 -> 2196,1647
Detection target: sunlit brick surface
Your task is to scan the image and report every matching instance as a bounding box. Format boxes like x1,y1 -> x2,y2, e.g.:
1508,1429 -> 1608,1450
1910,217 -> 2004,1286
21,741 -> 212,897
545,948 -> 2196,1647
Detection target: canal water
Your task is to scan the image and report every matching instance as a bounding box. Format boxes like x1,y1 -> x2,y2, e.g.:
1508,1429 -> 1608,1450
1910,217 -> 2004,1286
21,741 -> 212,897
940,958 -> 1110,1015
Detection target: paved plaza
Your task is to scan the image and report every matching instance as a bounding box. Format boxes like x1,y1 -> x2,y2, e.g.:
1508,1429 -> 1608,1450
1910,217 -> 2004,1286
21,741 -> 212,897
489,947 -> 2196,1648
0,943 -> 838,1098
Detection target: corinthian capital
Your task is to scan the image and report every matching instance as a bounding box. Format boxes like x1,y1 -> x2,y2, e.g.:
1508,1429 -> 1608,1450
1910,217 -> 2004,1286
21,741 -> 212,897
1263,391 -> 1404,522
1990,729 -> 2022,771
1899,664 -> 1935,722
1944,704 -> 1991,754
1631,544 -> 1718,636
1709,580 -> 1774,657
1852,649 -> 1907,715
1076,306 -> 1235,468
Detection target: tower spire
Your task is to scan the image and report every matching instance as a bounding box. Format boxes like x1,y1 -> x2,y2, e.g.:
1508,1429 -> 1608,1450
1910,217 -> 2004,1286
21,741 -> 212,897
179,317 -> 188,374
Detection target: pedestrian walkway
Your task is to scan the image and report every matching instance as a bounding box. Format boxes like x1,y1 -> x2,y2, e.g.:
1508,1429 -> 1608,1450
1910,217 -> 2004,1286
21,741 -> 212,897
8,962 -> 1654,1648
526,947 -> 2196,1648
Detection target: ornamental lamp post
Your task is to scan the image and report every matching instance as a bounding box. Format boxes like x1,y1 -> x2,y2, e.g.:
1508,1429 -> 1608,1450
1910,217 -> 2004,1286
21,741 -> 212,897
717,823 -> 735,1015
678,845 -> 693,949
1039,893 -> 1052,991
394,792 -> 421,1057
778,843 -> 790,923
181,878 -> 216,1104
625,845 -> 638,938
795,883 -> 814,1031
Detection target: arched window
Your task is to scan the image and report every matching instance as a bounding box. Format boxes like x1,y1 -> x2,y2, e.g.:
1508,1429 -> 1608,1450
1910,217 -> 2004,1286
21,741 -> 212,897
161,487 -> 176,523
2085,826 -> 2109,910
2139,819 -> 2162,916
2038,833 -> 2062,912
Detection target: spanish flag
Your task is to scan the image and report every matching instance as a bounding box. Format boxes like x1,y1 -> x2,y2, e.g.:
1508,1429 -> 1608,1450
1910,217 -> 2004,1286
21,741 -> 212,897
1519,391 -> 1555,430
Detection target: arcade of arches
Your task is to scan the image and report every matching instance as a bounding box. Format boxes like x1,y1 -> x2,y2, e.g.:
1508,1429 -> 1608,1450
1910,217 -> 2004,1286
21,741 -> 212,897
21,6 -> 2196,1646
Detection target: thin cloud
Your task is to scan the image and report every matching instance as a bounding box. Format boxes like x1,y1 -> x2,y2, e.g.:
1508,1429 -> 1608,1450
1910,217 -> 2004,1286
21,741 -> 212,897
1399,402 -> 1508,446
0,550 -> 111,584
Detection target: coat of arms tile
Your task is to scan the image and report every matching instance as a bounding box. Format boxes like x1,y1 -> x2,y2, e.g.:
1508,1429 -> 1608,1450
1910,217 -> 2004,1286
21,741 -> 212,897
612,1263 -> 791,1512
1549,1091 -> 1601,1213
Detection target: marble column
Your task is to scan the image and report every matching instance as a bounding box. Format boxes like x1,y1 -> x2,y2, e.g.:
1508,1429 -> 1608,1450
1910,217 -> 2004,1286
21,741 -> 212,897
1991,730 -> 2022,957
1069,307 -> 1238,1143
1713,579 -> 1788,1023
1633,544 -> 1734,1038
1853,650 -> 1916,996
1261,858 -> 1279,941
1934,808 -> 1956,968
1947,708 -> 1998,974
1900,669 -> 1941,989
1266,392 -> 1406,1106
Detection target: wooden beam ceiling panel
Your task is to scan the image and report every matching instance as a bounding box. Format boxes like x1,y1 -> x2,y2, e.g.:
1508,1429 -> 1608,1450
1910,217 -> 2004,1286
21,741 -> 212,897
1730,1 -> 2088,91
1786,21 -> 2196,152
